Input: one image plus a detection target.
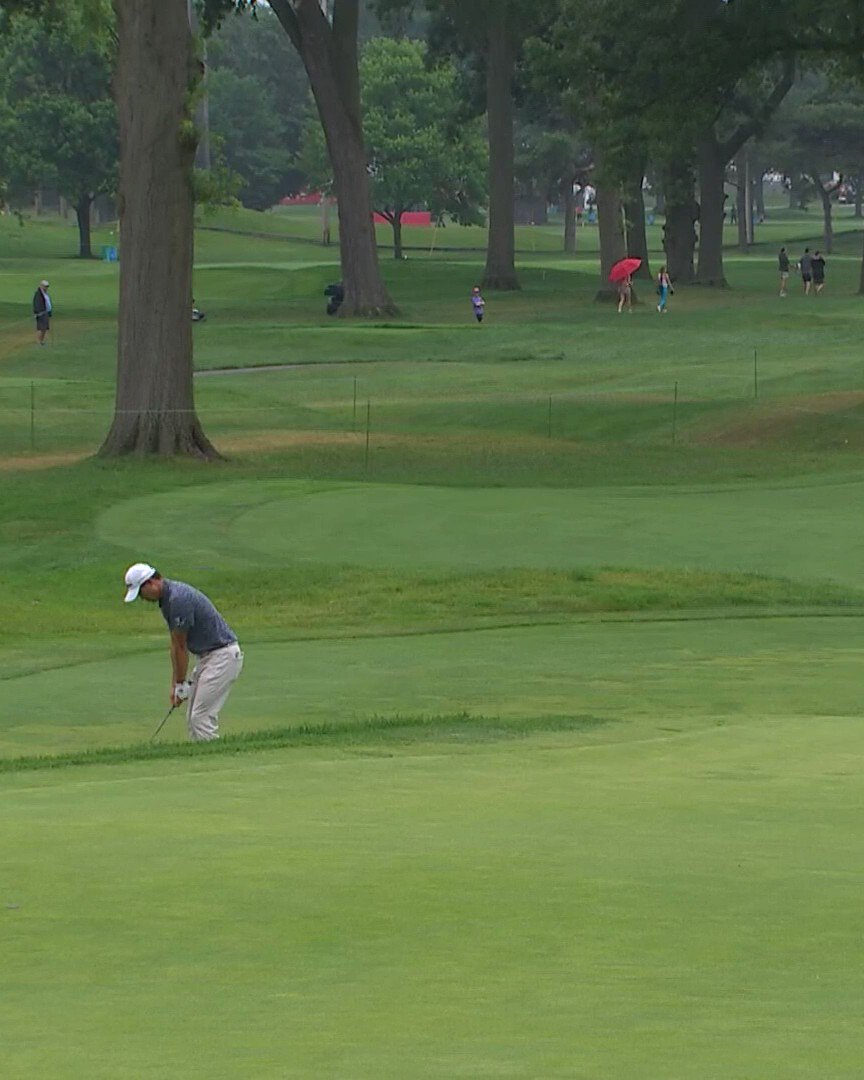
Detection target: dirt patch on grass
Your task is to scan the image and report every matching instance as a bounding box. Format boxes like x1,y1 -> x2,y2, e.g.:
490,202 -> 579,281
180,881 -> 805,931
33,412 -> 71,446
0,427 -> 593,472
215,428 -> 592,457
0,450 -> 89,471
220,430 -> 367,452
688,392 -> 864,449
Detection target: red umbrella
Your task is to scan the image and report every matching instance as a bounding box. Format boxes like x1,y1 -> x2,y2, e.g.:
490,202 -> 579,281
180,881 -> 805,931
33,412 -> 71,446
609,257 -> 642,283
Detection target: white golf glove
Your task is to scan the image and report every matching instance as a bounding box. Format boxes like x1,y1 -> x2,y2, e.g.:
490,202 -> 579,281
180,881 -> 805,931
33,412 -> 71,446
173,680 -> 192,703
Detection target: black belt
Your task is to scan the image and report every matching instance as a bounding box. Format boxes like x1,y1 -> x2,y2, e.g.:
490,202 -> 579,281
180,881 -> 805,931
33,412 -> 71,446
197,642 -> 237,658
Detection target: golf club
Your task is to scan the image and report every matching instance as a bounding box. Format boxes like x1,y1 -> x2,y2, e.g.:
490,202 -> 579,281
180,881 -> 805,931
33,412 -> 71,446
150,704 -> 177,742
149,681 -> 192,741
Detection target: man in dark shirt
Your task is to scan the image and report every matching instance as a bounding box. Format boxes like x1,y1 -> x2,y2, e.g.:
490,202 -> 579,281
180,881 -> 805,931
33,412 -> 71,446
124,563 -> 243,741
811,251 -> 826,295
778,247 -> 790,297
799,248 -> 813,295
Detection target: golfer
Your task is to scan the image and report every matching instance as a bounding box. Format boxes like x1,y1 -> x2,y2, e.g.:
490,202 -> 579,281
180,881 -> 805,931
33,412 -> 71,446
123,563 -> 243,741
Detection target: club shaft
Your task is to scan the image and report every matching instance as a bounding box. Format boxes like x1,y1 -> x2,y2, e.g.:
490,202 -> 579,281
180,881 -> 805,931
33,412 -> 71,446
150,704 -> 177,741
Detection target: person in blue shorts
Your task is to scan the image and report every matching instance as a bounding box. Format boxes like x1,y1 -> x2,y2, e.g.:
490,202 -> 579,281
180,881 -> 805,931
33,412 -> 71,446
656,266 -> 672,313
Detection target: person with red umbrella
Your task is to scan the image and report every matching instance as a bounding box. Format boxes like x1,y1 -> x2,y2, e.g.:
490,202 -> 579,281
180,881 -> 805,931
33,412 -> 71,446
609,257 -> 641,314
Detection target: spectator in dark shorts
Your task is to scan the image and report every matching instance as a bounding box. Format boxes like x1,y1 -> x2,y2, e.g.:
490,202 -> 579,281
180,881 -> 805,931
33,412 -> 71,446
32,279 -> 52,345
799,248 -> 813,295
811,251 -> 826,295
778,247 -> 790,297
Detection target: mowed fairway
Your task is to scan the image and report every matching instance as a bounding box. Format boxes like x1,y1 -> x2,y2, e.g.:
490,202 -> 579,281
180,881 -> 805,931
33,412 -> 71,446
4,721 -> 864,1078
3,207 -> 864,1076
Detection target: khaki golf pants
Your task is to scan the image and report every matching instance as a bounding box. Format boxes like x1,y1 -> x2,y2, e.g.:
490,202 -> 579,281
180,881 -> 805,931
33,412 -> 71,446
187,643 -> 244,741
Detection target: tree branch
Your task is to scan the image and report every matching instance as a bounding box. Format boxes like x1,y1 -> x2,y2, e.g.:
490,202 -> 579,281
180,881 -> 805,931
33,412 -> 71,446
718,56 -> 795,160
268,0 -> 302,52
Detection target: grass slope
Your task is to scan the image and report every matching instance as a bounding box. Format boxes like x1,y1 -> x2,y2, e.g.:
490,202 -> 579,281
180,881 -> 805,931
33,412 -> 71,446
4,722 -> 864,1077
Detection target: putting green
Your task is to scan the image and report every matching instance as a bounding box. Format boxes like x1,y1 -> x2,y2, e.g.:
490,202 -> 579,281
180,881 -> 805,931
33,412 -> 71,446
3,615 -> 862,757
3,716 -> 864,1077
97,474 -> 864,587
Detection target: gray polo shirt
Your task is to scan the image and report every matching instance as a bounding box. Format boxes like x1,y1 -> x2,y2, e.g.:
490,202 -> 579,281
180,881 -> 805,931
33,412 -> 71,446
159,579 -> 237,657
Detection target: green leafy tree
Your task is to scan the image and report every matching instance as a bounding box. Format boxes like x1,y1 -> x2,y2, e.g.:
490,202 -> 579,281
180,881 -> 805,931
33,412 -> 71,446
0,13 -> 117,257
299,36 -> 486,258
377,0 -> 558,291
206,6 -> 310,208
782,88 -> 864,253
361,38 -> 485,258
536,0 -> 798,287
206,68 -> 299,209
514,123 -> 590,254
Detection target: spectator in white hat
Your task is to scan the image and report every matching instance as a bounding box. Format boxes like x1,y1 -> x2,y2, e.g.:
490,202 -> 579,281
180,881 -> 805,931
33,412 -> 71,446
33,280 -> 52,345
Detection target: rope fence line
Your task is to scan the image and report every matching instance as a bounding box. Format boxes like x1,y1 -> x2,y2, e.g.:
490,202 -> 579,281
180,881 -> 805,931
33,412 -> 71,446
3,378 -> 864,457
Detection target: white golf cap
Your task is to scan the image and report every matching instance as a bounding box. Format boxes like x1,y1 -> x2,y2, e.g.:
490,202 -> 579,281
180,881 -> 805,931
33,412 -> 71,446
124,562 -> 157,603
39,279 -> 49,287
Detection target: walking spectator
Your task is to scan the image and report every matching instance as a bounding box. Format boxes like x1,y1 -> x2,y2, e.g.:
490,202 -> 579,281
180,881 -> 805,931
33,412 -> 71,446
811,250 -> 826,295
799,248 -> 813,295
778,247 -> 790,297
471,286 -> 486,323
617,275 -> 633,314
656,266 -> 672,313
32,279 -> 52,345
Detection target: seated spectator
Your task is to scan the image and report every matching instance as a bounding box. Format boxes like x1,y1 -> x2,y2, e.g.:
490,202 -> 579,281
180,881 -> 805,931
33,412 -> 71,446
324,281 -> 344,316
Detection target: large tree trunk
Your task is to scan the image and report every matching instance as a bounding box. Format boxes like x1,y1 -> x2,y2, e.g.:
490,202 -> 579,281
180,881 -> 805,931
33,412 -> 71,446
100,0 -> 217,459
736,151 -> 748,252
75,193 -> 93,259
595,183 -> 626,301
271,0 -> 395,315
563,182 -> 576,254
482,18 -> 519,290
811,168 -> 835,254
854,178 -> 863,219
661,160 -> 697,284
695,63 -> 792,287
754,168 -> 765,220
622,172 -> 651,279
695,136 -> 727,286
